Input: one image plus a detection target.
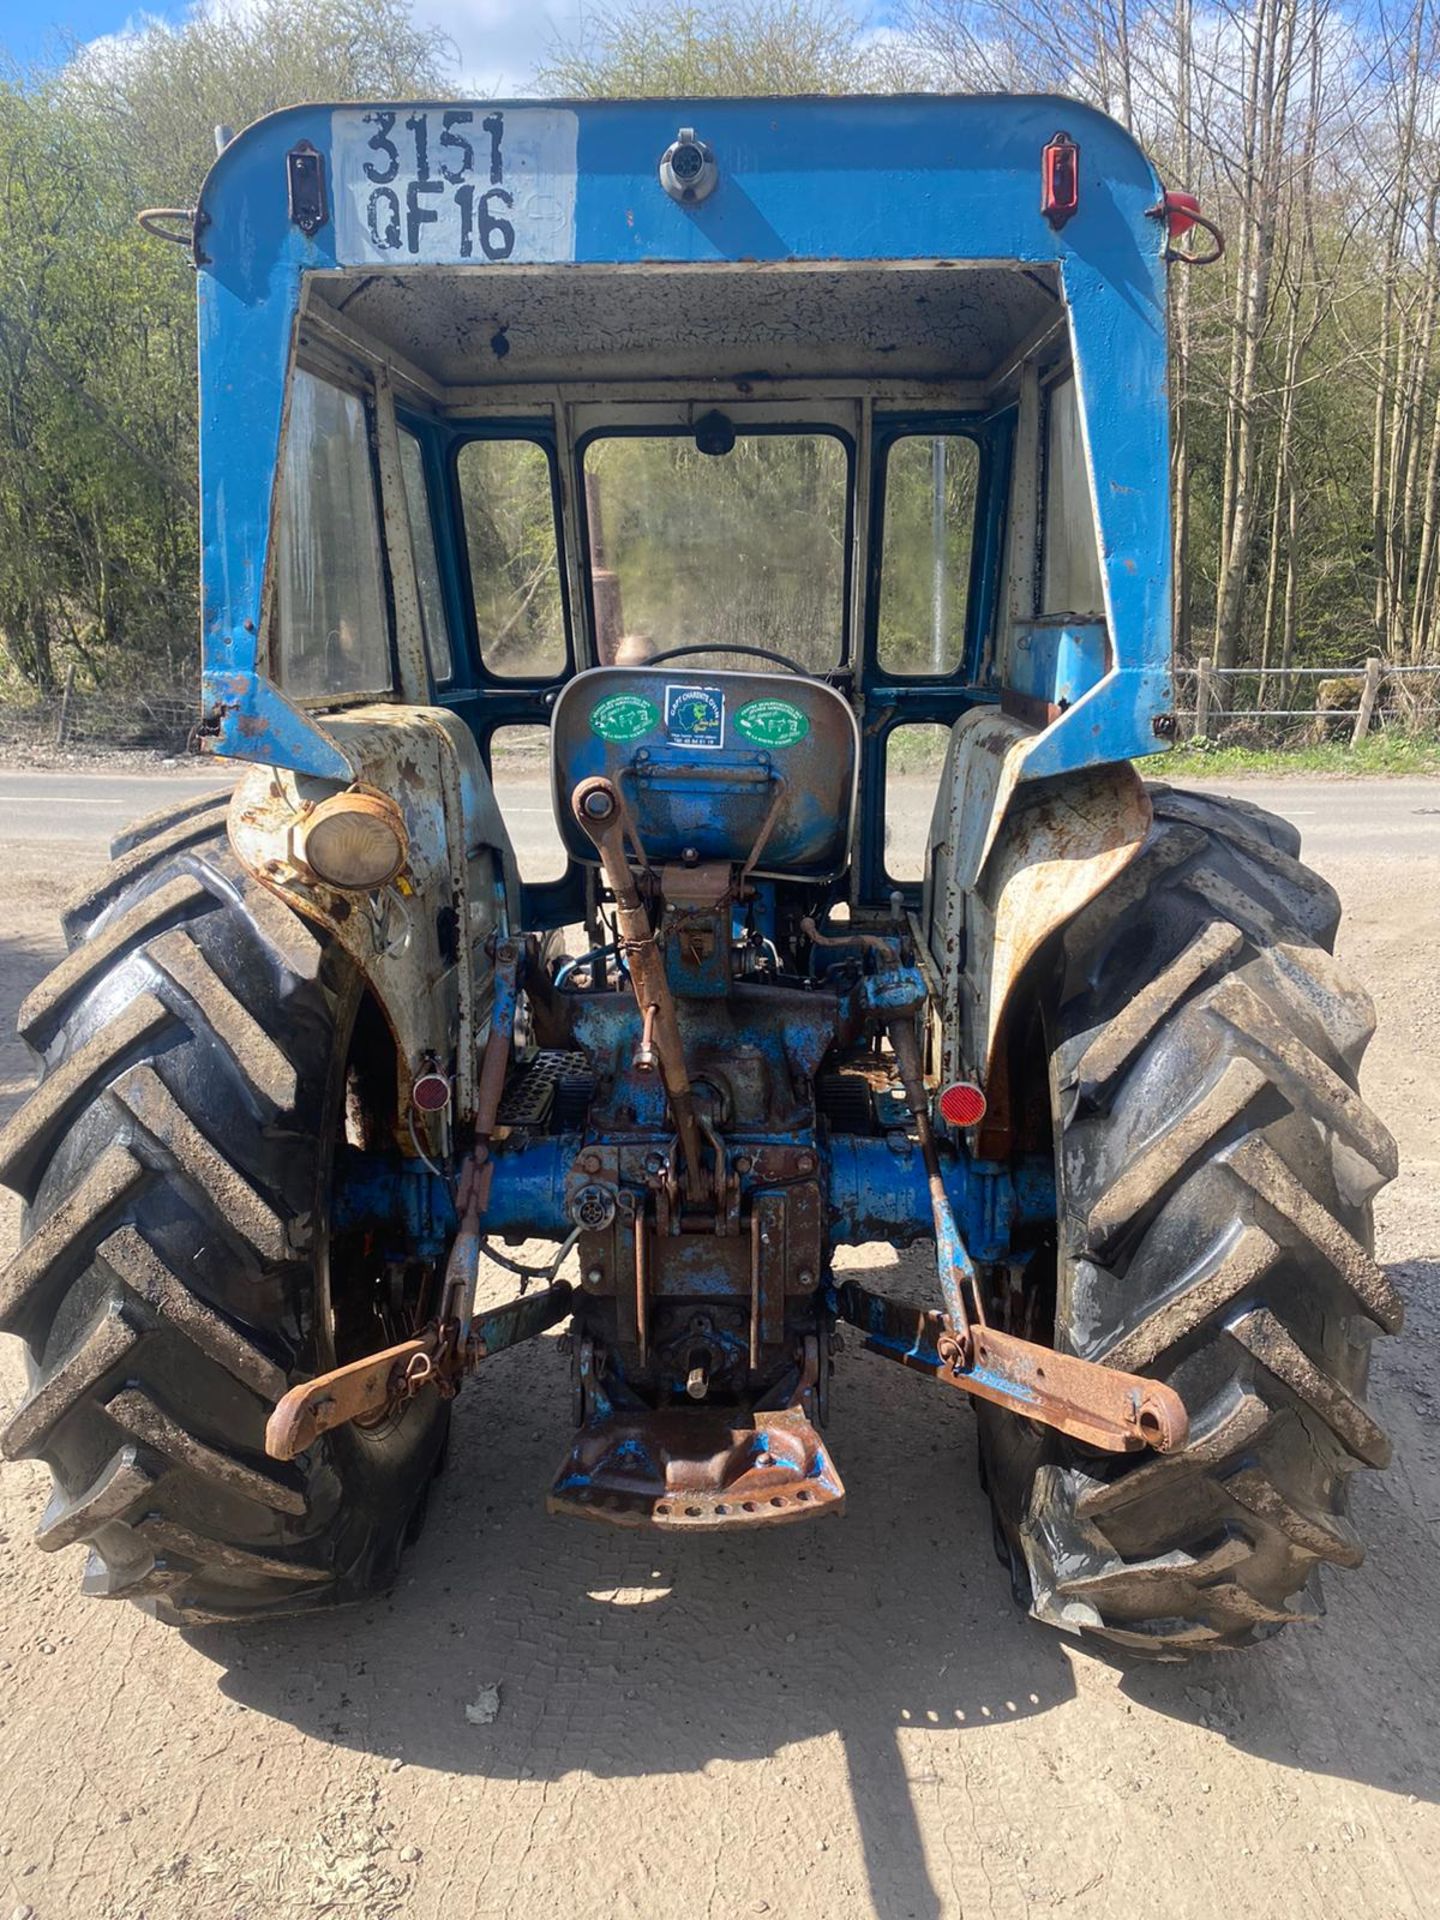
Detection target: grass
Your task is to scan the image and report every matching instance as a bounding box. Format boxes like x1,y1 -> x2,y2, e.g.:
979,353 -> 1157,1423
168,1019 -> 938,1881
1152,733 -> 1440,779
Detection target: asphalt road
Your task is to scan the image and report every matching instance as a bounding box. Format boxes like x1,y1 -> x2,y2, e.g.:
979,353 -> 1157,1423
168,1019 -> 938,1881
5,765 -> 1440,871
0,768 -> 235,841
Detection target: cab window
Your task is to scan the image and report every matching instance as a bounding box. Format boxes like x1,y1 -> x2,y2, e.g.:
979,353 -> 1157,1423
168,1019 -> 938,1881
457,437 -> 567,680
876,433 -> 979,677
274,369 -> 392,699
581,430 -> 848,672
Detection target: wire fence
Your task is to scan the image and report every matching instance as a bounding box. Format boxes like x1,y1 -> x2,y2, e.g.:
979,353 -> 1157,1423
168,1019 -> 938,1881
1174,660 -> 1440,748
2,660 -> 1438,762
0,677 -> 198,757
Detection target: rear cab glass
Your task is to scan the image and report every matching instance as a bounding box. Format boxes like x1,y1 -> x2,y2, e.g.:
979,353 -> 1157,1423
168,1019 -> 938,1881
581,431 -> 848,672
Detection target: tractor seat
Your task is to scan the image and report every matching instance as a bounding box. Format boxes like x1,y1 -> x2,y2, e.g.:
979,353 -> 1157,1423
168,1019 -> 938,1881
550,666 -> 859,882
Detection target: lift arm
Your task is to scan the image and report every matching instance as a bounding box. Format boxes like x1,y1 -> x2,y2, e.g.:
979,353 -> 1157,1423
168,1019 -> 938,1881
834,1279 -> 1186,1453
265,1282 -> 573,1460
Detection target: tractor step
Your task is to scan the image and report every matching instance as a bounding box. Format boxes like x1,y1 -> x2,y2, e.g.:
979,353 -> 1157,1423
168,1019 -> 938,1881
547,1404 -> 845,1531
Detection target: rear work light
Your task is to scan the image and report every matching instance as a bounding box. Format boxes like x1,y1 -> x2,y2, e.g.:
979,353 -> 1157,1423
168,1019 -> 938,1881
939,1081 -> 988,1128
1041,131 -> 1079,229
301,791 -> 408,891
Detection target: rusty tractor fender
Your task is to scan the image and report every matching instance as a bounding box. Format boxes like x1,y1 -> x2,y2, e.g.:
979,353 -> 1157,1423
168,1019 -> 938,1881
227,703 -> 521,1134
923,707 -> 1153,1140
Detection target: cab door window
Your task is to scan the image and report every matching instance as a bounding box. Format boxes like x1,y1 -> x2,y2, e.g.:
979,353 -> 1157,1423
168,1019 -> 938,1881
876,433 -> 980,677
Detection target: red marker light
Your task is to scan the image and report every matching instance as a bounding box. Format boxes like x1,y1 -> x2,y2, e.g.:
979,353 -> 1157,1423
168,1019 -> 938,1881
1148,189 -> 1224,265
1163,189 -> 1200,240
1041,131 -> 1080,229
412,1071 -> 451,1114
939,1081 -> 988,1128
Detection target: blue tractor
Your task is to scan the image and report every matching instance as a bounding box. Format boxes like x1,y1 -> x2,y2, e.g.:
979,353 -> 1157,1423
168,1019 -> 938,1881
0,97 -> 1398,1654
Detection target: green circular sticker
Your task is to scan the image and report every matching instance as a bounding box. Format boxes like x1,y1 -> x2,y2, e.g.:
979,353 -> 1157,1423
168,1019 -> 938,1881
734,698 -> 810,748
590,692 -> 659,743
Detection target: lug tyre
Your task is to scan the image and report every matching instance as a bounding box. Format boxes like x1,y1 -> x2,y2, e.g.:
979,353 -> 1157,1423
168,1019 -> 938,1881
979,784 -> 1399,1656
0,801 -> 448,1624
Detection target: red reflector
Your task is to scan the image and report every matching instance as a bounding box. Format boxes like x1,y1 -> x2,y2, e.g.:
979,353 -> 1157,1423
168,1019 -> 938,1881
1041,131 -> 1079,229
939,1081 -> 988,1128
412,1071 -> 451,1113
1163,189 -> 1200,240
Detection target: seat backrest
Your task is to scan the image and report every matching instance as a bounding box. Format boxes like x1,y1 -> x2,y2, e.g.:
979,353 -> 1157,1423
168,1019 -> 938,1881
550,667 -> 859,881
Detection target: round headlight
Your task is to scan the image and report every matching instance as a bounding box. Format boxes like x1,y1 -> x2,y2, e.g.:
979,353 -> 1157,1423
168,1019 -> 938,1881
301,792 -> 407,891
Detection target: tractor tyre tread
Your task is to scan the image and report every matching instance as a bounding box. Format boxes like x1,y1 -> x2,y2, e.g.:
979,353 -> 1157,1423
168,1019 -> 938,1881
987,786 -> 1397,1657
0,819 -> 444,1624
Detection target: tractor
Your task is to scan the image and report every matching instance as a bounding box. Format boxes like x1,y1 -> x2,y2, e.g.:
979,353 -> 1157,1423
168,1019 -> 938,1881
0,96 -> 1398,1655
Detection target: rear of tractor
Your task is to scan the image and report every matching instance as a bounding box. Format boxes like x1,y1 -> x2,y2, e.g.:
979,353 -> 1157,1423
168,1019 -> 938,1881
0,99 -> 1397,1654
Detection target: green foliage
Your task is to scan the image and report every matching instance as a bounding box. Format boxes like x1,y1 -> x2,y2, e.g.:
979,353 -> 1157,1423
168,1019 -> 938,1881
1153,734 -> 1440,779
63,0 -> 453,207
534,0 -> 868,97
0,81 -> 194,692
0,0 -> 451,695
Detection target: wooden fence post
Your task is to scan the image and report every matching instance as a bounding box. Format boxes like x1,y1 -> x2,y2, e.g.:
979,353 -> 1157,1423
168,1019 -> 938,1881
53,662 -> 76,747
1194,658 -> 1215,740
1351,656 -> 1383,747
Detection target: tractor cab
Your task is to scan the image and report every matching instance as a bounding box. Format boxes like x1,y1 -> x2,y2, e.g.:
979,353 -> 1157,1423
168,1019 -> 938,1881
211,96 -> 1186,1532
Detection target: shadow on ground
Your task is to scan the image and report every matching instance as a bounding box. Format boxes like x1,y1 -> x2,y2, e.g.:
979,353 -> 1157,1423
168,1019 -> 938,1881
193,1274 -> 1440,1920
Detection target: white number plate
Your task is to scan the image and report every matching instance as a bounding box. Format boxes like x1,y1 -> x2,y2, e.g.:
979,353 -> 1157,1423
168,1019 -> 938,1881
332,107 -> 578,265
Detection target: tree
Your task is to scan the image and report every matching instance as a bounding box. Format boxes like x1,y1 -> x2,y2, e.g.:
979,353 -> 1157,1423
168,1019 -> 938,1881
535,0 -> 868,97
0,0 -> 455,695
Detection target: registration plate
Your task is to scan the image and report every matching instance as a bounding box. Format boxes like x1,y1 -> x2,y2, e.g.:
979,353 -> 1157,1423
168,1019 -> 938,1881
332,106 -> 578,266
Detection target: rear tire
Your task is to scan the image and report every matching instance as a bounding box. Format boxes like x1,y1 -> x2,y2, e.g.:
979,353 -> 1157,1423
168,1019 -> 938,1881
979,784 -> 1400,1656
0,801 -> 448,1624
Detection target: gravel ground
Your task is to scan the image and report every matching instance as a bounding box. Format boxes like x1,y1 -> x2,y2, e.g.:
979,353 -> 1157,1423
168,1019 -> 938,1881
0,775 -> 1436,1920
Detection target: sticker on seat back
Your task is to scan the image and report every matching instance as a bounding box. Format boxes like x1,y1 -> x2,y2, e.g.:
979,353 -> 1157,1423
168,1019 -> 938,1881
734,698 -> 810,747
664,685 -> 725,748
590,691 -> 659,742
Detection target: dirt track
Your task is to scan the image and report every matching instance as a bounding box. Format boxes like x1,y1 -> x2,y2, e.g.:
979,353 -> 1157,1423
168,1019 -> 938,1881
1,775 -> 1438,1920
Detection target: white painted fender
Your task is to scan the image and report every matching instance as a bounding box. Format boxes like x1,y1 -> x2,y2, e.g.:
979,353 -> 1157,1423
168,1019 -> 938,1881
924,707 -> 1152,1100
226,703 -> 521,1128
